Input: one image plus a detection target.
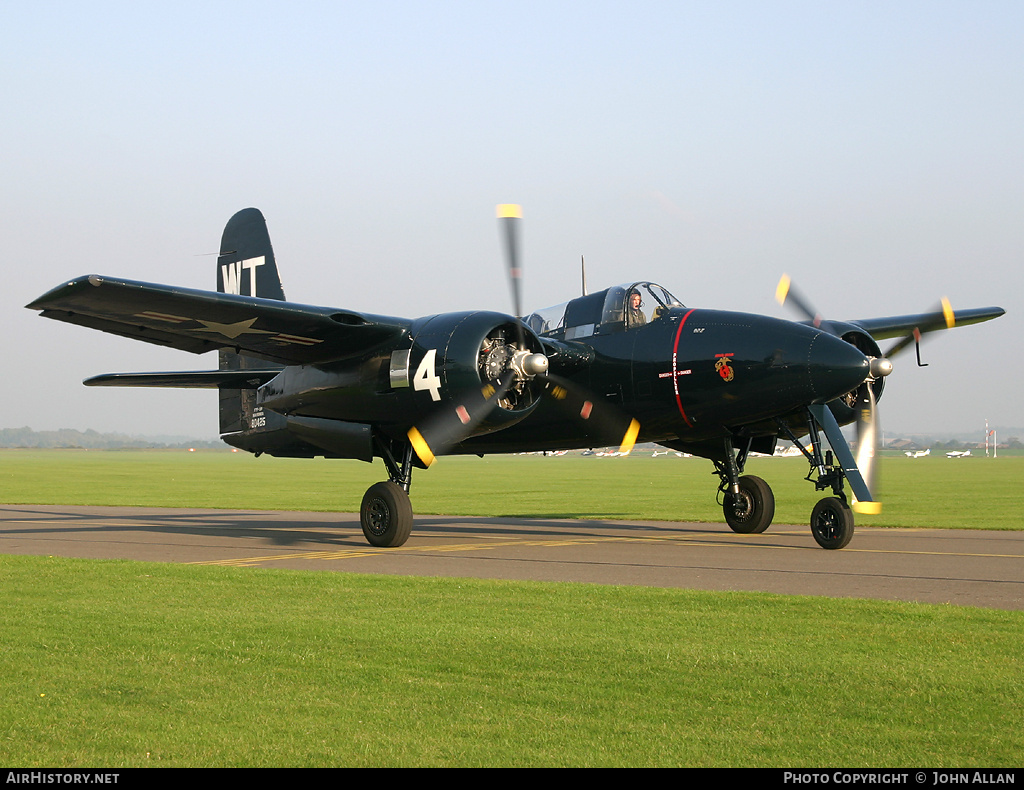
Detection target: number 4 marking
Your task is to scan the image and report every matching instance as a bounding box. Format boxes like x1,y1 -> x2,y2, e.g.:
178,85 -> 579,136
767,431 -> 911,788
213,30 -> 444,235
413,349 -> 442,401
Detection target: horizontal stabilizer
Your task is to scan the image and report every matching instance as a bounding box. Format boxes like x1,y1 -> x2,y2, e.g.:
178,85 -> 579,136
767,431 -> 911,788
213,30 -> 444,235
85,370 -> 281,389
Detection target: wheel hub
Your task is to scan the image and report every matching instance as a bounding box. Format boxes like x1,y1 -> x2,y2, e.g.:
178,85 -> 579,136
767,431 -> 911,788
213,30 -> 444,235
366,498 -> 391,535
728,490 -> 753,522
814,511 -> 841,540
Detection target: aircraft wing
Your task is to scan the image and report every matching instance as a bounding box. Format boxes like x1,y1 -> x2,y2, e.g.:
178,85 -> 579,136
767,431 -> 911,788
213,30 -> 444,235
26,275 -> 409,365
848,306 -> 1004,341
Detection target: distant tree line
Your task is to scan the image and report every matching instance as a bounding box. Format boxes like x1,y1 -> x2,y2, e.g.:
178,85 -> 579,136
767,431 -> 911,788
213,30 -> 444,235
0,427 -> 223,450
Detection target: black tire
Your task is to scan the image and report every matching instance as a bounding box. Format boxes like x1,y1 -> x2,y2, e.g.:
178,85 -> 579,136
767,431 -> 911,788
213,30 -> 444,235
810,497 -> 854,550
724,475 -> 775,534
360,482 -> 413,547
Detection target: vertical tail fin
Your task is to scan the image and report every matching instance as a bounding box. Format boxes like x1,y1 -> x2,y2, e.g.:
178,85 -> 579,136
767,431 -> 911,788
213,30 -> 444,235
216,208 -> 285,437
216,208 -> 286,300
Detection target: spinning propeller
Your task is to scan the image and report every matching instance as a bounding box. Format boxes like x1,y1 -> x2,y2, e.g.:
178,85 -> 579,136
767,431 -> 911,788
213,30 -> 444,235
777,275 -> 960,514
879,297 -> 956,362
407,206 -> 640,466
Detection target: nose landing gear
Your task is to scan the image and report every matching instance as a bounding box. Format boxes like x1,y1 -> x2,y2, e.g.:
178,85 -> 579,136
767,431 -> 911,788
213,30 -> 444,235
809,496 -> 855,550
774,411 -> 860,550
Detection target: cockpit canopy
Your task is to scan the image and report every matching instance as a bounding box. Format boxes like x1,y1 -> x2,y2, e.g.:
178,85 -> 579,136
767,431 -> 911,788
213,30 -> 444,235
526,282 -> 683,340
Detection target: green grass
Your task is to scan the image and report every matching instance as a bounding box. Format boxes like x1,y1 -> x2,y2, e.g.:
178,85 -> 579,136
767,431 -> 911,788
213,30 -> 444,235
1,449 -> 1021,529
2,449 -> 1022,766
1,554 -> 1021,767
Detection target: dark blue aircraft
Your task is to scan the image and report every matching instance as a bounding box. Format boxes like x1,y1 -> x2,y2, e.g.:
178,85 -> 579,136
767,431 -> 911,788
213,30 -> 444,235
27,206 -> 1004,549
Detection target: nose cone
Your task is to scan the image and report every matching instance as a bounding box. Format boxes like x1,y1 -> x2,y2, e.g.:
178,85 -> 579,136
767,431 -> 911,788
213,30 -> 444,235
807,331 -> 871,403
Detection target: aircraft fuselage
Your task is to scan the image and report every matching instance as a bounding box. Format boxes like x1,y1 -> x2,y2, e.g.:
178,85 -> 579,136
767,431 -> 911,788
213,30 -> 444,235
250,306 -> 871,458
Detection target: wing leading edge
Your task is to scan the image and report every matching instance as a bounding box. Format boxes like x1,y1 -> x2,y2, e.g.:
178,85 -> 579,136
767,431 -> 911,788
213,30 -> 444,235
849,306 -> 1004,341
26,275 -> 409,366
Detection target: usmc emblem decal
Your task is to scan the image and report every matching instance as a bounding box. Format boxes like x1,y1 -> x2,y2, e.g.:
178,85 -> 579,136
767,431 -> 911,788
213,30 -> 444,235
715,354 -> 735,382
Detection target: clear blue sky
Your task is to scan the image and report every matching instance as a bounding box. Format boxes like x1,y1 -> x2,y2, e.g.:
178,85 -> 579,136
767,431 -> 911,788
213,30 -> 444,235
3,1 -> 1021,438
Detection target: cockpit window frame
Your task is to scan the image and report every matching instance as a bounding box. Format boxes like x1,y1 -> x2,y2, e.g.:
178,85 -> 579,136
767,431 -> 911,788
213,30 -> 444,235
602,282 -> 684,333
527,282 -> 683,341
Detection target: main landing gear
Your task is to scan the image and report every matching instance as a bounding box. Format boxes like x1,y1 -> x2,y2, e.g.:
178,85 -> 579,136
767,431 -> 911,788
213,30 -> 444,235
360,437 -> 415,547
715,425 -> 856,550
776,412 -> 857,550
714,440 -> 776,535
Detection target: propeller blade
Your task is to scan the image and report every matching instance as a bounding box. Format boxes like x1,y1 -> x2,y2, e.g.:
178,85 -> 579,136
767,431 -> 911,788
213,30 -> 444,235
776,274 -> 827,330
541,373 -> 641,455
407,371 -> 515,467
497,204 -> 524,321
408,205 -> 642,467
498,205 -> 641,454
882,297 -> 956,360
882,327 -> 922,359
853,383 -> 882,515
808,403 -> 879,513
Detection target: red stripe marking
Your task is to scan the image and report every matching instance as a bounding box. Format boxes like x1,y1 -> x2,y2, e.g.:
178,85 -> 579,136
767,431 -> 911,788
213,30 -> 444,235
671,310 -> 696,428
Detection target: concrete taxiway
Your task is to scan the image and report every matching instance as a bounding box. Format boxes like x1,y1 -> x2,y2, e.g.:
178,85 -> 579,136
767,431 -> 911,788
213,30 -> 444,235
1,504 -> 1022,610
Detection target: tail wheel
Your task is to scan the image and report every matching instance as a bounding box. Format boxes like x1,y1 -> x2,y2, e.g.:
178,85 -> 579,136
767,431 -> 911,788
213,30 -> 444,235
724,475 -> 775,534
361,482 -> 413,547
810,497 -> 854,550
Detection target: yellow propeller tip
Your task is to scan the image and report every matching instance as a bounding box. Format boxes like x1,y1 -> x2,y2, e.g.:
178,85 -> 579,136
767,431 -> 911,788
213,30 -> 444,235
407,427 -> 435,467
618,419 -> 641,455
496,204 -> 522,219
775,274 -> 791,305
941,296 -> 955,329
853,501 -> 882,515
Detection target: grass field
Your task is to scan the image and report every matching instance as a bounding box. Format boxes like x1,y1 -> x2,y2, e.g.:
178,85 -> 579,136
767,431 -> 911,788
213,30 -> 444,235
2,554 -> 1022,767
1,449 -> 1022,767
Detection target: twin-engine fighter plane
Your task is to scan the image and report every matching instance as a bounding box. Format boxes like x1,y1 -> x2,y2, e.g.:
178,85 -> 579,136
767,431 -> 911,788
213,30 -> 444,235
27,207 -> 1004,549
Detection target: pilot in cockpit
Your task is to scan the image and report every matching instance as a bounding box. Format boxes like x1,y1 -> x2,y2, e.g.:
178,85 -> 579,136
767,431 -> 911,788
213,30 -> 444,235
626,288 -> 646,329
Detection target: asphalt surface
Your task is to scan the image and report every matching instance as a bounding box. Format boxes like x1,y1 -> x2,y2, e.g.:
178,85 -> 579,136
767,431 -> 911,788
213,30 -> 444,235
2,504 -> 1022,611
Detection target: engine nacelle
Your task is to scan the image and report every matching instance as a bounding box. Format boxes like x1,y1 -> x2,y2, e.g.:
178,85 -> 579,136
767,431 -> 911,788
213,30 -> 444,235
399,310 -> 545,437
826,321 -> 886,426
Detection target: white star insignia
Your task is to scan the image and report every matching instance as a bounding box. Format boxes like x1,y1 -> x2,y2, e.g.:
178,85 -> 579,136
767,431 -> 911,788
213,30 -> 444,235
194,318 -> 275,340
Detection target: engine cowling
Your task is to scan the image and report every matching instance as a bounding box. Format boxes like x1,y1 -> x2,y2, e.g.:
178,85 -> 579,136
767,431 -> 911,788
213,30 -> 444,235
401,310 -> 545,437
826,322 -> 886,425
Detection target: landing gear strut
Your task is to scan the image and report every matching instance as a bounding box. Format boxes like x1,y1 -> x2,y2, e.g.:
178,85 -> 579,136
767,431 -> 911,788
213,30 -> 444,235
360,437 -> 415,547
775,412 -> 856,550
715,438 -> 776,534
